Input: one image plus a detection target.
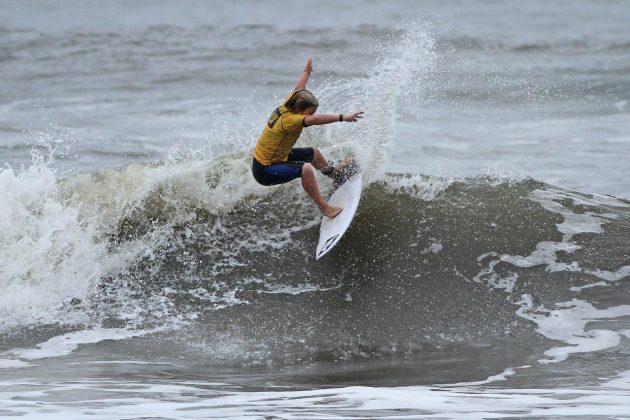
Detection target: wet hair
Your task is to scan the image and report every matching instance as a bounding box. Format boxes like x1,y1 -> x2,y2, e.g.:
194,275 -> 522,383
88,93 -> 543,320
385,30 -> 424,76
286,89 -> 319,112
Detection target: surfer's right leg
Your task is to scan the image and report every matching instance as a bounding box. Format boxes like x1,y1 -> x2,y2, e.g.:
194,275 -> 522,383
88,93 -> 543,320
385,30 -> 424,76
252,149 -> 342,218
301,163 -> 342,218
292,148 -> 343,217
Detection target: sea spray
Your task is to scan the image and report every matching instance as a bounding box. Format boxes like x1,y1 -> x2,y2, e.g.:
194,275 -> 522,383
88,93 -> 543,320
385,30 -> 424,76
314,23 -> 436,180
164,24 -> 437,188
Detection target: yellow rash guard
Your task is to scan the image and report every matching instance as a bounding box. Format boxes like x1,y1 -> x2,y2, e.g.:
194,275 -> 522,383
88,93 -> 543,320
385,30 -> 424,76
253,92 -> 308,165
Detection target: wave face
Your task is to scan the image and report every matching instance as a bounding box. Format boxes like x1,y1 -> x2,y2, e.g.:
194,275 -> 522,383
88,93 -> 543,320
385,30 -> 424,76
2,157 -> 628,368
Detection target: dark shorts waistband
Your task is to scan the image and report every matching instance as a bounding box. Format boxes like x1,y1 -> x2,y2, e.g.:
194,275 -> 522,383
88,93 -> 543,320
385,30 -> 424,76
252,147 -> 315,186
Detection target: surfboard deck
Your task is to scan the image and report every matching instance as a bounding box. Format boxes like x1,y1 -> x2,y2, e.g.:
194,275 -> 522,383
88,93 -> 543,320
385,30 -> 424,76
316,172 -> 362,259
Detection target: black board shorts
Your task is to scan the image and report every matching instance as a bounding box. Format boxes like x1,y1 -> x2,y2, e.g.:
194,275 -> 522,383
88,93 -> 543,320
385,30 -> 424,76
252,147 -> 315,186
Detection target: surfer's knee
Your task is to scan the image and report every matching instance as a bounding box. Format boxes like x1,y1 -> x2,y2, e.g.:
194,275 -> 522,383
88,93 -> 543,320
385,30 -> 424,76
301,162 -> 315,178
301,164 -> 320,189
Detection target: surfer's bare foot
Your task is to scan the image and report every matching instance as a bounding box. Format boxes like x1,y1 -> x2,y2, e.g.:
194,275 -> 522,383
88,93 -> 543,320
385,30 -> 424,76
322,205 -> 342,218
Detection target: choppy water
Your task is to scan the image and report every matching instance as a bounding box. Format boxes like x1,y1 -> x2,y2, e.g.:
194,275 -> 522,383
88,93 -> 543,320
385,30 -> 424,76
1,1 -> 629,418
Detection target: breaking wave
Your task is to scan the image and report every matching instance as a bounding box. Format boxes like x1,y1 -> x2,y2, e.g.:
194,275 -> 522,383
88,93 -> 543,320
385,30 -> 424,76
2,154 -> 629,368
1,24 -> 628,373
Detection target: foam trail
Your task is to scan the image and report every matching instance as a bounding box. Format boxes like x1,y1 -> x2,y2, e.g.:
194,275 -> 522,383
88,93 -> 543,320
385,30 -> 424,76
517,297 -> 630,364
7,327 -> 168,361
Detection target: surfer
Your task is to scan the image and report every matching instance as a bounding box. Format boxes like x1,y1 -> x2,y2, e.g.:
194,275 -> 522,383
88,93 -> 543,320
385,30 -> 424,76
252,57 -> 364,218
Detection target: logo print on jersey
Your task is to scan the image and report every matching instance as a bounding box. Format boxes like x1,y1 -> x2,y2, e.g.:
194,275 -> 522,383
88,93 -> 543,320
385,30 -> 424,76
267,108 -> 281,128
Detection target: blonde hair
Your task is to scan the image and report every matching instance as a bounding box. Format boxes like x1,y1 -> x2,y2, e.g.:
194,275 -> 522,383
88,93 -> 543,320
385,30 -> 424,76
286,90 -> 319,112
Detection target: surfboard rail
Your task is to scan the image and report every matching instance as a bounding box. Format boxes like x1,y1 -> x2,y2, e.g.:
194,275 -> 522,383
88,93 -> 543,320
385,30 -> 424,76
316,173 -> 362,259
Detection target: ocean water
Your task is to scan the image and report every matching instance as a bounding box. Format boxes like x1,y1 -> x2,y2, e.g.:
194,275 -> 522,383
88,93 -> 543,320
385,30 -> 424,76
1,0 -> 629,418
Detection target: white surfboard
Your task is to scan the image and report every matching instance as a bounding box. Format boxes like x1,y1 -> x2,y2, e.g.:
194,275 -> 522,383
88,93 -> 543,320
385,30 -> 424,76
316,173 -> 362,259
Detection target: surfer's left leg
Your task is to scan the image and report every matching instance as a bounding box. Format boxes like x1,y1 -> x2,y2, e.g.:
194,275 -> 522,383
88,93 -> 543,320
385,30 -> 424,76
310,149 -> 357,183
310,148 -> 332,172
290,148 -> 346,190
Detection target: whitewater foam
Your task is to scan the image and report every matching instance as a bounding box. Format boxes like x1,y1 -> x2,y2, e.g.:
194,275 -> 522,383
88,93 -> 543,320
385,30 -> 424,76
1,372 -> 629,419
0,164 -> 108,329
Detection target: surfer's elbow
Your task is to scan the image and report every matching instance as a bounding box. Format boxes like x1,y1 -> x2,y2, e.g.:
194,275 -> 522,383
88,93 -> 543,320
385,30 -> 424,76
303,115 -> 318,126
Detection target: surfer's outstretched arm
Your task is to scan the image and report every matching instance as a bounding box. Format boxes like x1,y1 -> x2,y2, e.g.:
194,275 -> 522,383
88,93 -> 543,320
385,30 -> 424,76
304,112 -> 364,126
293,57 -> 313,91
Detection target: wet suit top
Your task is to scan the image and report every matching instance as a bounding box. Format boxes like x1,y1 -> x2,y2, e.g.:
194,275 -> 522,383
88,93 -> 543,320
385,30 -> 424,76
253,92 -> 308,165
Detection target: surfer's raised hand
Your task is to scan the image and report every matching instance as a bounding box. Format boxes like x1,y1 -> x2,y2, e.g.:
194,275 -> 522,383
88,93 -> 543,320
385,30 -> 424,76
341,111 -> 364,122
294,56 -> 313,91
304,56 -> 313,73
